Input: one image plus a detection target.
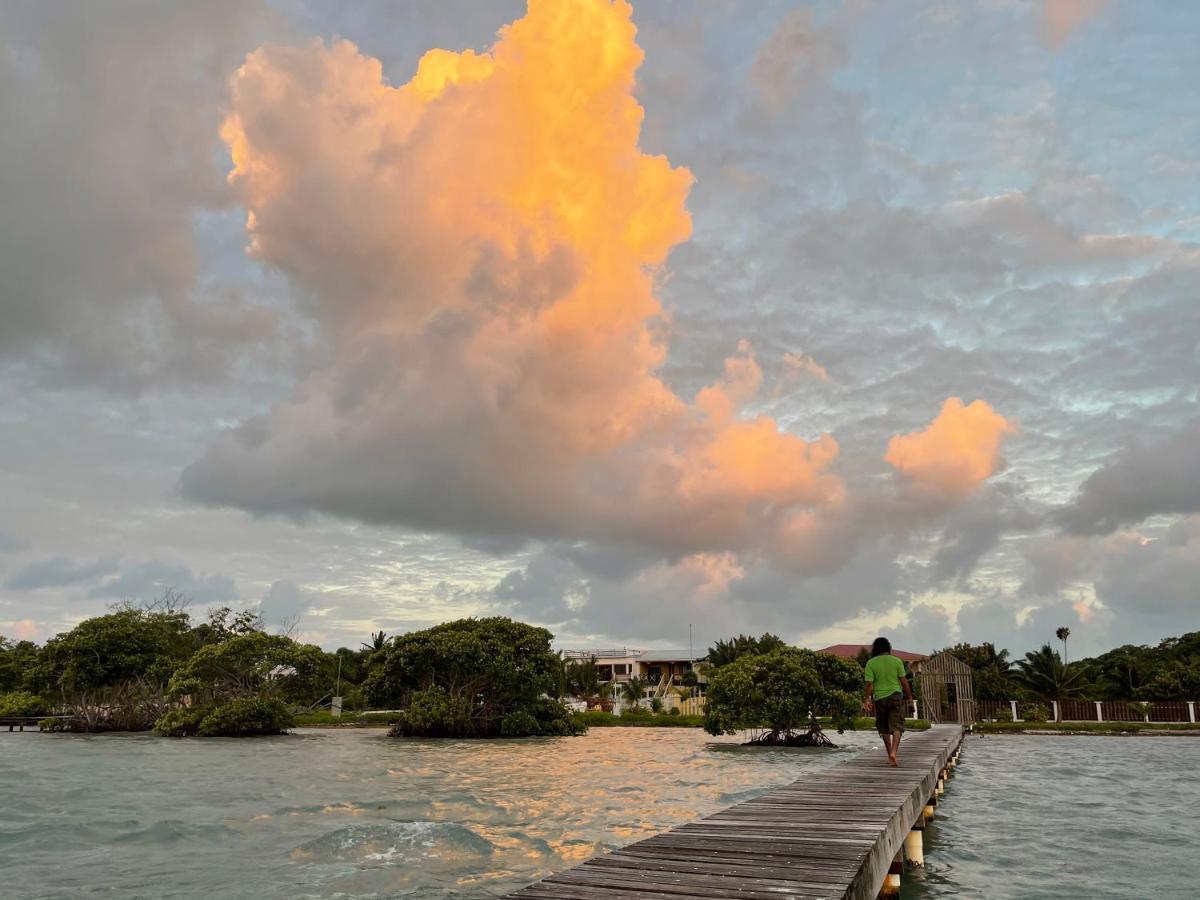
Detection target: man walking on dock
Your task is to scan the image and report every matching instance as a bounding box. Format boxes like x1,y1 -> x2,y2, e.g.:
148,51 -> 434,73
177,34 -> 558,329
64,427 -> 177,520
863,637 -> 913,767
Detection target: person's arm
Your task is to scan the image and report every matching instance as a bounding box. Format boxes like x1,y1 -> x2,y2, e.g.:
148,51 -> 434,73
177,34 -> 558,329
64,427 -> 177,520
863,670 -> 875,712
899,674 -> 913,703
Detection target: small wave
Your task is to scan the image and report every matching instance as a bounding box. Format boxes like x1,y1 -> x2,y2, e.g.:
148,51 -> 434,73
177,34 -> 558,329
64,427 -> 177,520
113,820 -> 238,845
292,820 -> 494,867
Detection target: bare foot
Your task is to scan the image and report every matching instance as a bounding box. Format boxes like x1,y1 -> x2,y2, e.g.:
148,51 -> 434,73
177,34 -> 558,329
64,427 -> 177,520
888,753 -> 898,767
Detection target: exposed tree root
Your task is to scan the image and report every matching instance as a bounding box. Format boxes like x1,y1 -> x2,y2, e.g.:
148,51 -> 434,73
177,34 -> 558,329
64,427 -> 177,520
746,724 -> 837,747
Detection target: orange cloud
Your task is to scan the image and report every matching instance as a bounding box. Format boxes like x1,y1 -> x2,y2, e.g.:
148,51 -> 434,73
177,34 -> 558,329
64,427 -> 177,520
1040,0 -> 1108,49
186,0 -> 844,560
885,398 -> 1017,498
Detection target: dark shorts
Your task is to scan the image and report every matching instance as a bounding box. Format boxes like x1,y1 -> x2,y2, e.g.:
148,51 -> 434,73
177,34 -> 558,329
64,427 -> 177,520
875,692 -> 906,735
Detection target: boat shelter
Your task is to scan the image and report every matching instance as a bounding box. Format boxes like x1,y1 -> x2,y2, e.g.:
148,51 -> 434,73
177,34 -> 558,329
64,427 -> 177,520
909,650 -> 976,724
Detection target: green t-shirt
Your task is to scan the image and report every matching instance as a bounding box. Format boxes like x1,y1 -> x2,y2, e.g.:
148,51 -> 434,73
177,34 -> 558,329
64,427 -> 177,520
864,654 -> 907,700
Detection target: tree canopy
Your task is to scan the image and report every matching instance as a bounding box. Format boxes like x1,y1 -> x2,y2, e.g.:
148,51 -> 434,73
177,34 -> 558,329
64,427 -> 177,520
363,617 -> 581,737
1014,644 -> 1089,700
706,633 -> 787,668
703,646 -> 861,746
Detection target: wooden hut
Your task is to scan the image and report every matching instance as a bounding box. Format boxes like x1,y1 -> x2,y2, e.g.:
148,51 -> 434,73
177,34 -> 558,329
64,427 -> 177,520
909,651 -> 976,724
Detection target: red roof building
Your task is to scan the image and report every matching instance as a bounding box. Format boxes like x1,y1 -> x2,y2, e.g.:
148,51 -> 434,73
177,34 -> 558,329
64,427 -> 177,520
817,644 -> 927,662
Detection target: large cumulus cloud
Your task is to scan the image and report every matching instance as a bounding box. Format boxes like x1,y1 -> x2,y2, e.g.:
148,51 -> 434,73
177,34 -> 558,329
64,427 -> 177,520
181,0 -> 1015,578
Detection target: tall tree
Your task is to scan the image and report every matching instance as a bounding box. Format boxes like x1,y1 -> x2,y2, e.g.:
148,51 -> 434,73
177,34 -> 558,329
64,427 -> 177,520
620,676 -> 648,711
706,633 -> 787,668
363,617 -> 581,737
565,656 -> 611,708
704,647 -> 861,746
1055,626 -> 1071,664
1015,644 -> 1088,701
37,607 -> 195,730
944,642 -> 1013,700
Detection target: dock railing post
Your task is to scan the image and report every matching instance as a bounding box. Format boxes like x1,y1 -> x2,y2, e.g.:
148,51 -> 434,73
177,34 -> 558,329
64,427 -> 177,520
1052,700 -> 1060,722
1189,701 -> 1196,724
1095,701 -> 1103,722
1010,700 -> 1019,722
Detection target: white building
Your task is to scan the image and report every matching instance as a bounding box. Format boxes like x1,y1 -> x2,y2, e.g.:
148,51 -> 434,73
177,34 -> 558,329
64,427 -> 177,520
561,648 -> 706,713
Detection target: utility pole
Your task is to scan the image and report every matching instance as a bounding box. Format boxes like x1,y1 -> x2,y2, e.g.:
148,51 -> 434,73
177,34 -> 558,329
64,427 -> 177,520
689,623 -> 694,662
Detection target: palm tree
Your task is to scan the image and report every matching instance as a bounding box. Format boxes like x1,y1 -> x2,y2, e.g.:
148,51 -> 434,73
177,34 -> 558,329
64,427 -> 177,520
620,676 -> 648,711
565,657 -> 612,708
362,631 -> 389,653
1015,644 -> 1088,701
1055,626 -> 1071,664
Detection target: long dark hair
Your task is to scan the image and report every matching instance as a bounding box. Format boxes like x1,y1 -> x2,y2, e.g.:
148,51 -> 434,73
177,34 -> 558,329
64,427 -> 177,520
870,637 -> 892,658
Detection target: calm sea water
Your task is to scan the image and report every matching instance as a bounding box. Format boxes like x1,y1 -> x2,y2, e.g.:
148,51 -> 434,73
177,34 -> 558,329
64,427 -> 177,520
906,734 -> 1200,899
1,727 -> 1195,899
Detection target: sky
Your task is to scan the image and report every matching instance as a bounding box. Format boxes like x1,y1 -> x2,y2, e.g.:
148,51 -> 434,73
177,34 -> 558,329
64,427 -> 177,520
1,0 -> 1197,659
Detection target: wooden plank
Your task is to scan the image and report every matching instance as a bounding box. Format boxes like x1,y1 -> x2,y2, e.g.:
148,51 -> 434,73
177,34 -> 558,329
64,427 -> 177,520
504,725 -> 962,900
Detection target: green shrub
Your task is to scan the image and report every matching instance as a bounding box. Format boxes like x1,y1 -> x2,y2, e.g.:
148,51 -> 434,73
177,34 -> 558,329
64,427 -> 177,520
390,686 -> 473,737
1019,702 -> 1050,723
668,707 -> 681,716
649,697 -> 664,714
366,617 -> 571,738
0,690 -> 47,717
154,706 -> 209,737
499,710 -> 539,736
197,698 -> 293,737
527,697 -> 584,736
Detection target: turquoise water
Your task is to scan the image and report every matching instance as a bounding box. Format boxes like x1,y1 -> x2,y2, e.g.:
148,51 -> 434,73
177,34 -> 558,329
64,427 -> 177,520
0,727 -> 876,899
2,728 -> 1195,898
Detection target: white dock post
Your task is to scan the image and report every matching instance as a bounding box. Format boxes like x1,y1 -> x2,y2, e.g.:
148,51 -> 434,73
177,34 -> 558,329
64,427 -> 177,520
904,826 -> 925,868
1010,700 -> 1019,721
1189,701 -> 1196,724
1052,700 -> 1060,722
1095,701 -> 1103,722
879,851 -> 903,896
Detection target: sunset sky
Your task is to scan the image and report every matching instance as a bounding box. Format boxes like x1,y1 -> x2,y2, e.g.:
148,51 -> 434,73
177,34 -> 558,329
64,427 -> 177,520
2,0 -> 1197,658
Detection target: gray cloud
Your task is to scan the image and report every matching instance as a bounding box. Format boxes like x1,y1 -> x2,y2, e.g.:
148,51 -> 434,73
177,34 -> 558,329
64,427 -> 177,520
1093,517 -> 1200,627
1057,417 -> 1200,534
88,562 -> 237,606
4,556 -> 118,591
258,579 -> 318,628
0,531 -> 30,554
0,0 -> 281,389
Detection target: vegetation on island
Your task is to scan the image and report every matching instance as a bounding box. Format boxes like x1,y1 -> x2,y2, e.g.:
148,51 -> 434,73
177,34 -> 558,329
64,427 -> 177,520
4,592 -> 1198,741
0,594 -> 367,736
703,646 -> 861,746
363,617 -> 582,738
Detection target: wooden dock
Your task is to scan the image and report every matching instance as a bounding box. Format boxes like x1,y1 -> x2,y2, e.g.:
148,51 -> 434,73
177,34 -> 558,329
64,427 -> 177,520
506,724 -> 964,900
